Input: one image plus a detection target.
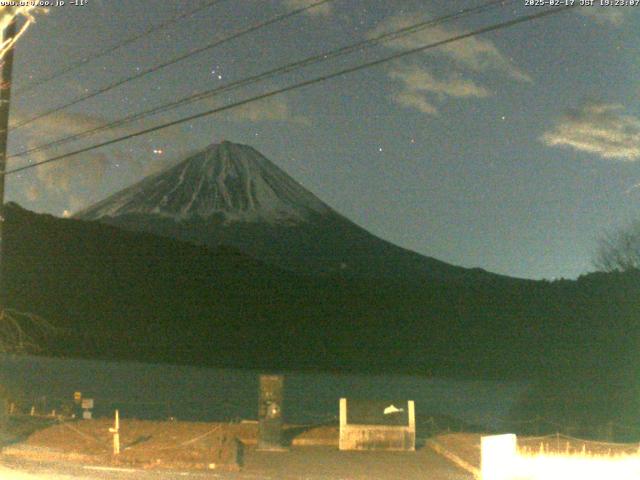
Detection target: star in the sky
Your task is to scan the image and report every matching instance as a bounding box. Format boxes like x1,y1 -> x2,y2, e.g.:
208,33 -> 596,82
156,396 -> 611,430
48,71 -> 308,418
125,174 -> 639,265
210,65 -> 223,80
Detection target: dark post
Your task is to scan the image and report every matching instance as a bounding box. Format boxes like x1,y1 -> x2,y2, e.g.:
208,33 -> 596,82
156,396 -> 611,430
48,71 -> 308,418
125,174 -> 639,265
0,18 -> 16,304
257,374 -> 285,451
0,19 -> 16,434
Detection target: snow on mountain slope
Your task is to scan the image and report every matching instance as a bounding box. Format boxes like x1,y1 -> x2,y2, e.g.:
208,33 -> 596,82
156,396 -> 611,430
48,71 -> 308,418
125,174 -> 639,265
77,141 -> 329,224
76,140 -> 499,280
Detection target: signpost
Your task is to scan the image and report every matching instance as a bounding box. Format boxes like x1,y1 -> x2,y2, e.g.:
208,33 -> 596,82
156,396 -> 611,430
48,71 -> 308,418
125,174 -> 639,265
257,374 -> 285,451
72,391 -> 82,418
81,398 -> 94,419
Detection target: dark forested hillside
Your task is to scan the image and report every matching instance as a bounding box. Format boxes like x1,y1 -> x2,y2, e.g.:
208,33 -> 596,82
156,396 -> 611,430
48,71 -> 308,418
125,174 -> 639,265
3,202 -> 640,426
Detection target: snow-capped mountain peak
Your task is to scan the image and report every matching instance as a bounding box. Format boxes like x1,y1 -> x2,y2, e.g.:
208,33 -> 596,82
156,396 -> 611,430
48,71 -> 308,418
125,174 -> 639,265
77,141 -> 330,224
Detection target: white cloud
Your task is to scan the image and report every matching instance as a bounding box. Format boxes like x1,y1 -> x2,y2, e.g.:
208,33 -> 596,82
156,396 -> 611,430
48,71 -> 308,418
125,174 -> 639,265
392,90 -> 438,115
9,111 -> 123,203
368,13 -> 532,83
225,95 -> 310,125
34,152 -> 110,194
370,12 -> 528,116
9,112 -> 130,216
282,0 -> 332,16
579,7 -> 625,26
389,65 -> 491,98
386,65 -> 491,115
11,110 -> 108,138
9,110 -> 201,214
9,110 -> 191,204
541,103 -> 640,161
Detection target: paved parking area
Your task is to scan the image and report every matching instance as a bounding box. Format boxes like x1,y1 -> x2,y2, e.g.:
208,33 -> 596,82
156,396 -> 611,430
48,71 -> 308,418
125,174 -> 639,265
2,445 -> 474,480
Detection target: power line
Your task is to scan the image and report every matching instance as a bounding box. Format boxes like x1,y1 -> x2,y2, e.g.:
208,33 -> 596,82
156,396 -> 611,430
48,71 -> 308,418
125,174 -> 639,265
14,0 -> 229,96
4,5 -> 577,177
10,0 -> 335,130
11,0 -> 509,158
9,0 -> 511,160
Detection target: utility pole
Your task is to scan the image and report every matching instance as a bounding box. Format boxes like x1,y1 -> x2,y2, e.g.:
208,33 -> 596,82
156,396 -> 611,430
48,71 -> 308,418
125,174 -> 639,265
0,18 -> 16,307
0,17 -> 14,427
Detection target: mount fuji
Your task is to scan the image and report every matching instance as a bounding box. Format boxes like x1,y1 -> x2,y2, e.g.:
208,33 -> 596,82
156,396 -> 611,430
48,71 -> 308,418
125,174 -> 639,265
76,141 -> 492,280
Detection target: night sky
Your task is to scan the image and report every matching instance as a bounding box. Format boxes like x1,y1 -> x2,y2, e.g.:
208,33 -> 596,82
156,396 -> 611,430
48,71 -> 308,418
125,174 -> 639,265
4,0 -> 640,280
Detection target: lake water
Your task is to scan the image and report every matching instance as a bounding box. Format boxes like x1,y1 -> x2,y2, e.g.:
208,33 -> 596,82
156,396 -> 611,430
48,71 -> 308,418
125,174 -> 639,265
0,354 -> 529,429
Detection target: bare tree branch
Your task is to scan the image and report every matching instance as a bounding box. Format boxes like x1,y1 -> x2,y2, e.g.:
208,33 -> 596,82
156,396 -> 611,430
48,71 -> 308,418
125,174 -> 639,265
594,221 -> 640,273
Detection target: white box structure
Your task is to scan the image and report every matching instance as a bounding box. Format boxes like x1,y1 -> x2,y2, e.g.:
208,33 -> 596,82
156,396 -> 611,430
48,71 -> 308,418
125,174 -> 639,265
339,398 -> 415,451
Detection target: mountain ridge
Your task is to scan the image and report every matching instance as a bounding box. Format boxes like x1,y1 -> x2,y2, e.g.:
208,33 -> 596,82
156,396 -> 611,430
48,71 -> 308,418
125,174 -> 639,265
76,141 -> 503,280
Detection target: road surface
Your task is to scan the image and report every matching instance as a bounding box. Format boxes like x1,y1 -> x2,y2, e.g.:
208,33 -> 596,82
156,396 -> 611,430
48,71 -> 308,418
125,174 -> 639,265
1,444 -> 474,479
